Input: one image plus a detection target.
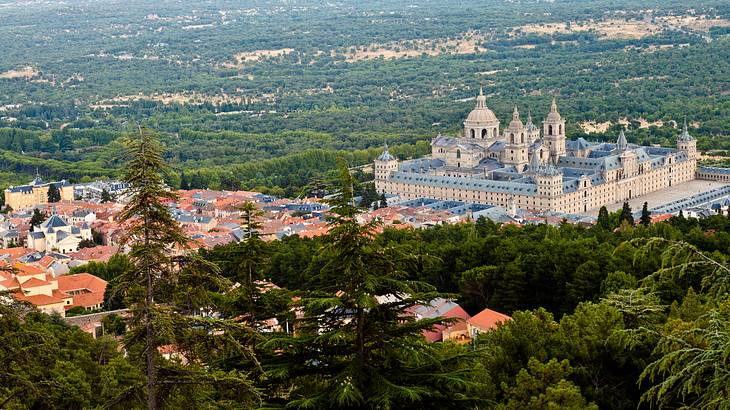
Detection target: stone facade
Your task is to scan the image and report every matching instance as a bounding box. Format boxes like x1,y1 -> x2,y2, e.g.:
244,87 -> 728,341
5,176 -> 74,210
375,93 -> 699,214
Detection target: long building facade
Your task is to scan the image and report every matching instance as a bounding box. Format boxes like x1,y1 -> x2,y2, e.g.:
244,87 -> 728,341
375,90 -> 698,214
5,175 -> 74,211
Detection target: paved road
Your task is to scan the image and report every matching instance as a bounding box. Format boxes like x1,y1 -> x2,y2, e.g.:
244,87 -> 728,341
582,180 -> 728,216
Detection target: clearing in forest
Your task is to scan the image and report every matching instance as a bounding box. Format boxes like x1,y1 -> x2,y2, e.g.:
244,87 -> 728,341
337,32 -> 488,62
223,48 -> 295,68
517,15 -> 730,40
0,66 -> 39,79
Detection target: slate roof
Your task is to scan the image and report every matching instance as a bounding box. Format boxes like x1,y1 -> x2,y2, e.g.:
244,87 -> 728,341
390,172 -> 539,196
40,215 -> 69,229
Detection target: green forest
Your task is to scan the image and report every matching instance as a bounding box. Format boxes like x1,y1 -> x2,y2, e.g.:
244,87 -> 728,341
0,0 -> 729,193
4,134 -> 730,408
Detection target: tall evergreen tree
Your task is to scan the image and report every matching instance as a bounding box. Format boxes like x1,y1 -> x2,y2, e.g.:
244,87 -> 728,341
100,189 -> 112,203
640,202 -> 651,227
213,201 -> 270,321
29,208 -> 45,228
47,183 -> 61,203
113,128 -> 259,409
259,162 -> 485,408
619,202 -> 634,226
597,206 -> 611,230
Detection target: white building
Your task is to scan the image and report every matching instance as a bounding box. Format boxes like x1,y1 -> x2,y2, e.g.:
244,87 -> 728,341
27,215 -> 93,254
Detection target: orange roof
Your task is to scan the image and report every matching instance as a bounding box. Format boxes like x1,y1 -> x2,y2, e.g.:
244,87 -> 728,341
67,245 -> 119,262
468,308 -> 511,331
19,277 -> 52,288
38,255 -> 56,269
13,289 -> 69,307
14,263 -> 45,277
0,277 -> 20,289
0,247 -> 34,262
57,273 -> 107,309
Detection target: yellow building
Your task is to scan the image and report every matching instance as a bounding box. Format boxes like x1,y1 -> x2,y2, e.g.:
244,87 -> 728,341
4,176 -> 74,210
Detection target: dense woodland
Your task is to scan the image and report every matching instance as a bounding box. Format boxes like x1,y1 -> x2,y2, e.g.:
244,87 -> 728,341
0,0 -> 729,193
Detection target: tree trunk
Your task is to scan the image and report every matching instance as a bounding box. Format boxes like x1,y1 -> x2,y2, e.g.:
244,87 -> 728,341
146,267 -> 157,410
144,220 -> 157,410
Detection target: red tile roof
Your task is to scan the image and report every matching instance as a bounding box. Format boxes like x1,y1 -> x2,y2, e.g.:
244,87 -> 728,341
15,263 -> 45,277
0,277 -> 20,289
468,308 -> 511,332
67,245 -> 119,262
56,273 -> 108,309
19,277 -> 52,288
0,248 -> 34,262
13,289 -> 70,307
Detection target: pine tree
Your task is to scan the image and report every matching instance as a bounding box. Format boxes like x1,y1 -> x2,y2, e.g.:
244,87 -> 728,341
640,202 -> 651,226
47,183 -> 61,203
113,128 -> 259,409
259,161 -> 486,408
100,189 -> 112,203
179,171 -> 190,190
29,208 -> 45,228
619,202 -> 634,226
597,206 -> 610,230
379,192 -> 387,208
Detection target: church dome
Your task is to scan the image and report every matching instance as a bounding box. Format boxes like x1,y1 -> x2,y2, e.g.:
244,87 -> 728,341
464,88 -> 499,124
466,107 -> 498,123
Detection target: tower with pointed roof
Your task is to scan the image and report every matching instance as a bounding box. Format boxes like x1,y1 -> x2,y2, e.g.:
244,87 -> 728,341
463,87 -> 501,145
616,129 -> 628,151
525,110 -> 541,143
502,106 -> 529,169
374,142 -> 399,193
528,147 -> 542,173
543,97 -> 566,160
677,119 -> 697,160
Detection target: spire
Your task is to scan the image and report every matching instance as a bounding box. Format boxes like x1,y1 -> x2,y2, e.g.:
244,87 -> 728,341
679,117 -> 694,141
475,86 -> 486,109
527,109 -> 533,124
377,141 -> 396,162
512,105 -> 520,120
530,149 -> 541,171
545,97 -> 561,122
616,129 -> 628,151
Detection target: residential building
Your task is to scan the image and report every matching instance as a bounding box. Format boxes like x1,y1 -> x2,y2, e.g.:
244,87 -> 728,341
467,307 -> 512,337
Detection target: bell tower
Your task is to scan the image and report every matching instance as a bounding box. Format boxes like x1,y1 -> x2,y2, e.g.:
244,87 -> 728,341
677,119 -> 697,160
502,106 -> 530,170
543,98 -> 566,160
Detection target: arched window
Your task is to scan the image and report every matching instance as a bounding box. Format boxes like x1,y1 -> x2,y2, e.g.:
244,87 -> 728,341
548,125 -> 553,135
559,124 -> 563,135
510,133 -> 515,143
456,149 -> 461,159
493,128 -> 497,138
470,129 -> 475,138
481,129 -> 487,138
521,133 -> 525,143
